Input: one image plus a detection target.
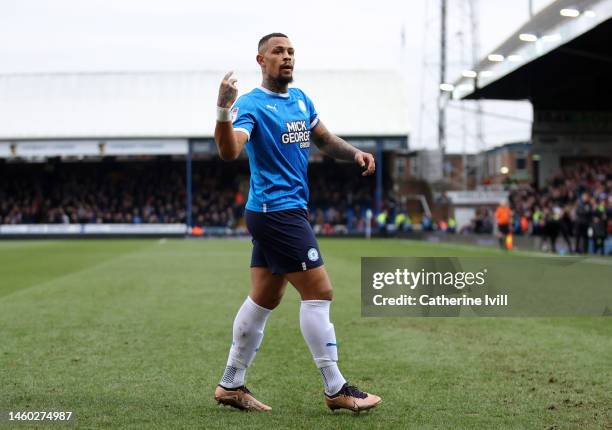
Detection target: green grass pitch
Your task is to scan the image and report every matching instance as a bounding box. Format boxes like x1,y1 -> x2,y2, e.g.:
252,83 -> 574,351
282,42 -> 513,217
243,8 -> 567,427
1,239 -> 610,429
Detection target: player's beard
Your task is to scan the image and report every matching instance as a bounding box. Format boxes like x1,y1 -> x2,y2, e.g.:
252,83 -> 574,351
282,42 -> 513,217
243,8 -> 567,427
274,73 -> 293,86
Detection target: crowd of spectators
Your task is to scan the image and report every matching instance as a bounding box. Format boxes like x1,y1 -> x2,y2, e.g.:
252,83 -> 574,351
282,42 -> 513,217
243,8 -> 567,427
3,159 -> 609,252
459,207 -> 494,235
307,162 -> 376,234
508,162 -> 611,254
0,160 -> 244,227
0,159 -> 378,232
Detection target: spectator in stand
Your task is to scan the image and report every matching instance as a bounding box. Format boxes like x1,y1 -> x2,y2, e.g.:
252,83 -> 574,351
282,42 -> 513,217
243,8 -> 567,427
559,206 -> 573,252
376,209 -> 388,235
543,205 -> 561,253
519,213 -> 530,235
532,206 -> 544,237
394,209 -> 412,232
574,192 -> 593,254
421,214 -> 433,232
593,211 -> 607,255
468,207 -> 493,234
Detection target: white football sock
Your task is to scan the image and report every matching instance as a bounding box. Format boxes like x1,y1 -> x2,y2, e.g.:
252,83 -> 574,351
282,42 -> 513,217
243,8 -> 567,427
220,366 -> 246,389
220,296 -> 272,388
320,364 -> 347,396
300,300 -> 347,395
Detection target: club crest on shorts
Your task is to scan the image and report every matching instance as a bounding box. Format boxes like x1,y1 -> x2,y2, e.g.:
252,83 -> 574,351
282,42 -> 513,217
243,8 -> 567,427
307,247 -> 319,262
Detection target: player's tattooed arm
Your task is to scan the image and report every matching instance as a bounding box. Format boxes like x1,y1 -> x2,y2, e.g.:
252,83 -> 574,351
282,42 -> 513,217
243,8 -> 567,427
217,71 -> 238,108
311,121 -> 376,176
215,71 -> 248,161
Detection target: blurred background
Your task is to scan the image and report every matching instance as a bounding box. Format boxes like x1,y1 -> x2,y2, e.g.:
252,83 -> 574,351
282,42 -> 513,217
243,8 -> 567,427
0,0 -> 610,255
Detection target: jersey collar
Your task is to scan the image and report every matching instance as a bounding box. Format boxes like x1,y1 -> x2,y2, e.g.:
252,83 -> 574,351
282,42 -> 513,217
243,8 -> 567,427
258,86 -> 290,98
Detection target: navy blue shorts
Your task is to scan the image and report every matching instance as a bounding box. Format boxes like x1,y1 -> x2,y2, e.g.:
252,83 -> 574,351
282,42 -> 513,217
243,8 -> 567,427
245,208 -> 324,275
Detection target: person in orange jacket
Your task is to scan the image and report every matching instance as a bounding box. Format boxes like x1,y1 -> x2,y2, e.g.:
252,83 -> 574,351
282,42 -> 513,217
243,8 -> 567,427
495,200 -> 512,250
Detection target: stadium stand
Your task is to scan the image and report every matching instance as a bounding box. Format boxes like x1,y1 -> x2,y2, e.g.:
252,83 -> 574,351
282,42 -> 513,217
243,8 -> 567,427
0,158 -> 379,233
508,161 -> 611,254
449,0 -> 612,254
0,70 -> 407,237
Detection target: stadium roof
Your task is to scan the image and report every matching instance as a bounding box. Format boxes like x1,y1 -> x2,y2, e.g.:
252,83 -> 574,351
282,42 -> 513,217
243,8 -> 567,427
451,0 -> 612,109
0,70 -> 409,140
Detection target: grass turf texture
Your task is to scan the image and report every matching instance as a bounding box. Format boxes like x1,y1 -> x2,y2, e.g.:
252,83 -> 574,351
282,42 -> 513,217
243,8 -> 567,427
0,239 -> 610,430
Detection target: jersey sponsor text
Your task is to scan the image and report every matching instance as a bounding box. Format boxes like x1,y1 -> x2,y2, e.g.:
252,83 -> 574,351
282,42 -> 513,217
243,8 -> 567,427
281,120 -> 310,148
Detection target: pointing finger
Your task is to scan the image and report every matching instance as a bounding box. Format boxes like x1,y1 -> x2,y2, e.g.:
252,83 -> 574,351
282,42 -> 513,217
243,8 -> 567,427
223,71 -> 234,81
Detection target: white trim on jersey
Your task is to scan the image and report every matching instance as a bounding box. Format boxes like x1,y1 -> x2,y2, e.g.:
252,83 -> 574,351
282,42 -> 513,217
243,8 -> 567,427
258,86 -> 289,98
234,127 -> 251,140
311,116 -> 320,129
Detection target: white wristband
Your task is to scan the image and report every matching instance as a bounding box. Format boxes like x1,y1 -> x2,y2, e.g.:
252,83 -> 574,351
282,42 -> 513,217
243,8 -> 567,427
216,106 -> 231,122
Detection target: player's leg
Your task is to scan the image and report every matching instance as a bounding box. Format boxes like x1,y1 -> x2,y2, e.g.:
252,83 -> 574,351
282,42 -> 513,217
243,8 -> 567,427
497,224 -> 508,249
215,257 -> 287,411
285,266 -> 381,412
286,267 -> 342,393
222,267 -> 287,380
249,266 -> 288,309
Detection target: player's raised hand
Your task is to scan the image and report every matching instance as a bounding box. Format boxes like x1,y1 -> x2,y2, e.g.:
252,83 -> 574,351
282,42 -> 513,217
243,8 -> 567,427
217,71 -> 238,108
355,151 -> 376,176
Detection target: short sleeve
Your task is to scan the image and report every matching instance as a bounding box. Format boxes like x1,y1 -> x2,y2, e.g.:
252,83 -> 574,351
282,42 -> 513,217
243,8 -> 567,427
300,90 -> 319,129
231,96 -> 255,140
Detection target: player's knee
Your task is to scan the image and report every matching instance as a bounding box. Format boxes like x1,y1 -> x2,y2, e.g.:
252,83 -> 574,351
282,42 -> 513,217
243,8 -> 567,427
252,294 -> 282,310
296,284 -> 333,301
316,284 -> 333,301
266,295 -> 283,310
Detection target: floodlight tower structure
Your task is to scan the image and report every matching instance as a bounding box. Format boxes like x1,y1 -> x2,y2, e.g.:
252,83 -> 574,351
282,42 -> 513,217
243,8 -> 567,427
438,0 -> 447,156
461,0 -> 485,187
417,0 -> 483,187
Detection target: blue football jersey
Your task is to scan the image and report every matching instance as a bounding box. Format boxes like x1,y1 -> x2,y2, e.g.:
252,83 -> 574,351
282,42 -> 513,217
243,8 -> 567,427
231,86 -> 319,213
